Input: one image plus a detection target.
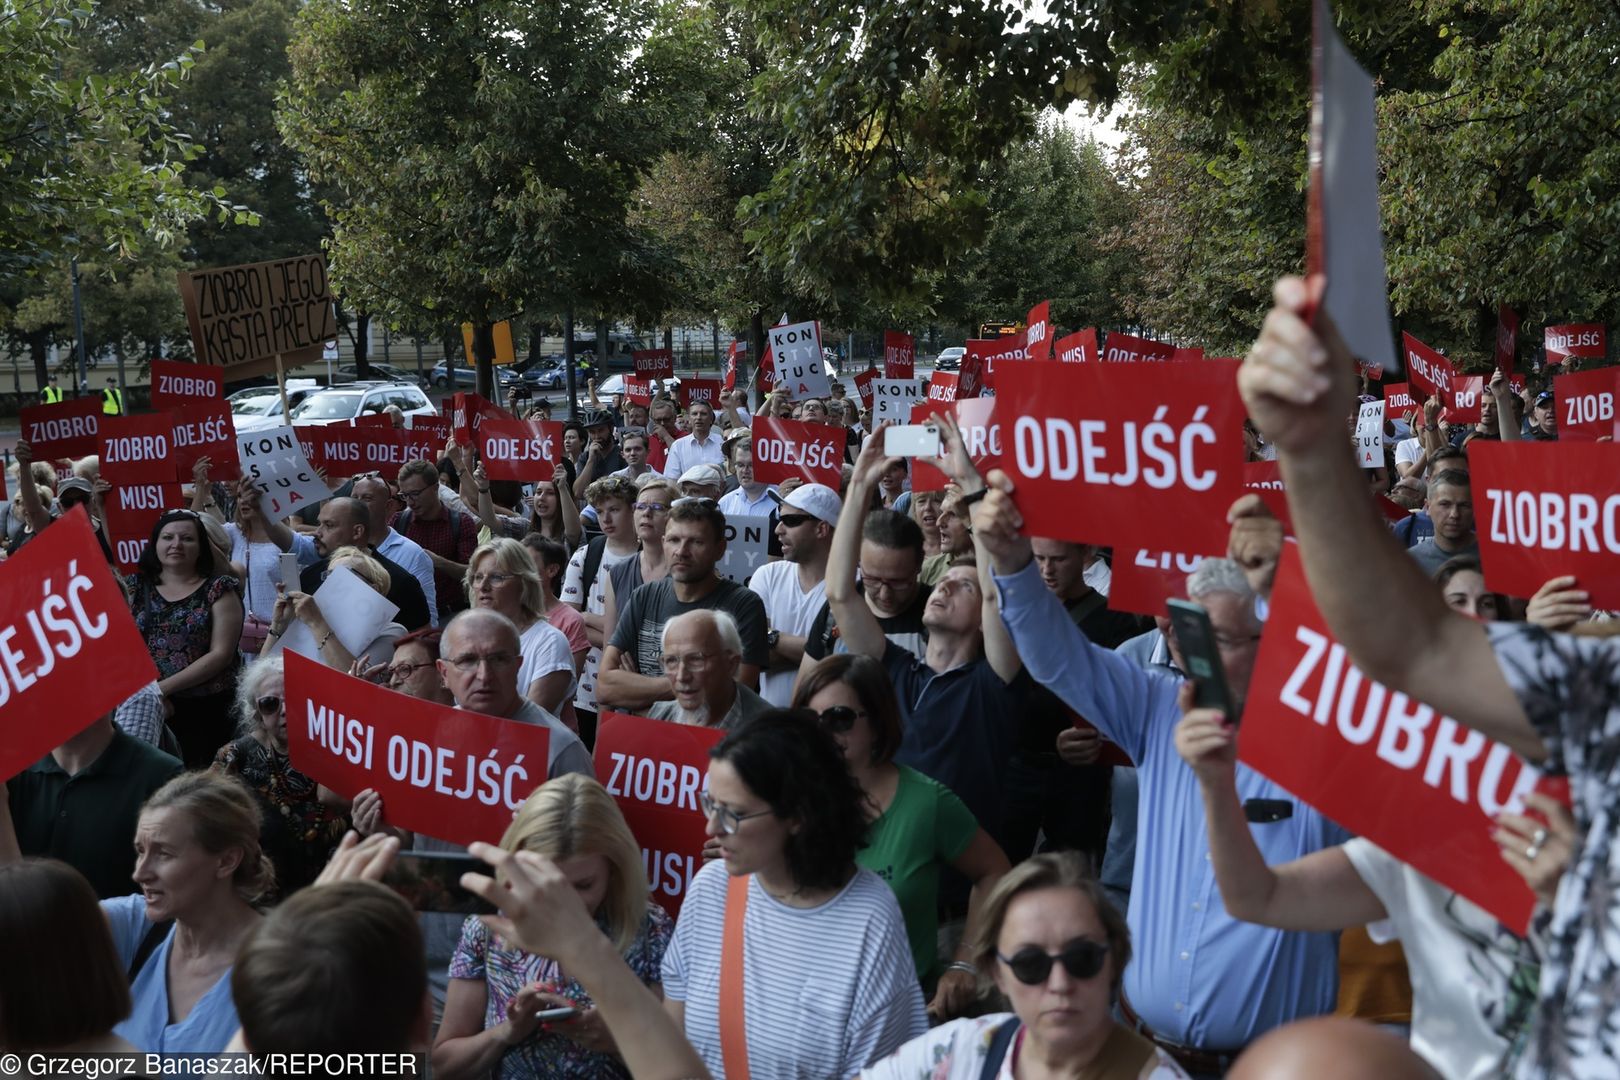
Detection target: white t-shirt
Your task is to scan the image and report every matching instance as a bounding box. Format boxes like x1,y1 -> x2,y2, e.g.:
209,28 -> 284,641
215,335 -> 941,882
226,523 -> 316,623
662,861 -> 927,1079
1395,437 -> 1425,475
748,560 -> 828,706
1084,559 -> 1112,599
561,542 -> 636,713
1342,838 -> 1530,1079
862,1015 -> 1187,1080
517,618 -> 575,700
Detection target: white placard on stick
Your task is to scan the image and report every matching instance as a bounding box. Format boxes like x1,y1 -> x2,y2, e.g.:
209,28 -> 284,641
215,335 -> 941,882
237,424 -> 333,519
768,321 -> 831,401
1354,401 -> 1385,468
872,379 -> 924,425
718,514 -> 771,584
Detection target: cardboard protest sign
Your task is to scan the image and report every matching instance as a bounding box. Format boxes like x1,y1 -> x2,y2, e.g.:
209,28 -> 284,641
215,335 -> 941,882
1384,383 -> 1419,425
956,346 -> 987,399
718,514 -> 771,584
1444,375 -> 1484,426
177,255 -> 336,377
872,378 -> 924,425
925,373 -> 960,402
967,338 -> 1026,394
749,416 -> 843,488
1401,333 -> 1454,403
679,378 -> 721,411
1102,331 -> 1180,364
594,711 -> 725,914
450,393 -> 512,444
768,321 -> 831,401
1024,302 -> 1052,362
170,401 -> 240,481
314,425 -> 442,476
99,413 -> 179,486
20,398 -> 102,460
149,358 -> 223,408
103,482 -> 184,543
1544,324 -> 1605,367
853,368 -> 878,408
1241,544 -> 1538,932
237,425 -> 332,519
1303,0 -> 1398,374
285,652 -> 551,848
476,419 -> 563,482
460,321 -> 516,366
1470,441 -> 1620,608
1109,548 -> 1211,618
992,360 -> 1246,553
0,510 -> 160,780
883,332 -> 915,379
1054,329 -> 1099,364
1353,401 -> 1384,468
1553,367 -> 1618,442
1495,305 -> 1519,376
633,348 -> 675,380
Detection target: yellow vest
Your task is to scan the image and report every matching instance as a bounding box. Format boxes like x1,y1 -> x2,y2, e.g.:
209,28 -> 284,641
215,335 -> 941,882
41,385 -> 63,403
102,387 -> 123,415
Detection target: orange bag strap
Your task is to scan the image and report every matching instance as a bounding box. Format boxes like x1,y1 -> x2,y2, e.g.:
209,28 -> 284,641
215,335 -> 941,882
719,872 -> 752,1080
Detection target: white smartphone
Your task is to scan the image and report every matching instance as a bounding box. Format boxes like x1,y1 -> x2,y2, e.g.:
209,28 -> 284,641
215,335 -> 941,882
534,1006 -> 579,1021
883,424 -> 941,458
279,552 -> 301,588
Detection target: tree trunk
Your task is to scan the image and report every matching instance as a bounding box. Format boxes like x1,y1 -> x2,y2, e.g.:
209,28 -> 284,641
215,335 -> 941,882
29,329 -> 50,398
354,312 -> 372,380
749,308 -> 766,409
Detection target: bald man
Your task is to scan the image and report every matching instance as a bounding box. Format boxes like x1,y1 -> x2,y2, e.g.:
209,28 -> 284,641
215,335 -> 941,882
1228,1018 -> 1441,1080
298,496 -> 431,630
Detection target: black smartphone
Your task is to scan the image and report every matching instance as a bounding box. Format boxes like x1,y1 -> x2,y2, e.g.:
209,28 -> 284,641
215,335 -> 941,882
382,852 -> 496,915
1166,598 -> 1238,721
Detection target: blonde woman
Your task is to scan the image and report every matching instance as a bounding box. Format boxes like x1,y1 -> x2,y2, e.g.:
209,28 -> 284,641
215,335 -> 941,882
262,546 -> 405,670
463,537 -> 576,720
433,775 -> 674,1078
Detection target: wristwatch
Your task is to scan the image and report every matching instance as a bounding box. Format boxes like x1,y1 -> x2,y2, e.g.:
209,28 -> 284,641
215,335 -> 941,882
766,629 -> 781,650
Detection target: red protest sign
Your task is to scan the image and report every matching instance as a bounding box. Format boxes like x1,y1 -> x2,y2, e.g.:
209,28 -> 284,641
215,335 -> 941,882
883,332 -> 915,380
350,412 -> 394,430
1054,329 -> 1099,364
1108,548 -> 1210,618
724,341 -> 744,391
104,482 -> 185,541
316,426 -> 444,477
451,393 -> 512,444
20,397 -> 103,460
749,416 -> 843,488
1241,544 -> 1539,933
967,338 -> 1025,394
1102,331 -> 1179,364
1024,302 -> 1052,361
1544,323 -> 1605,367
408,413 -> 451,441
679,378 -> 722,411
1242,461 -> 1294,534
170,401 -> 240,481
1444,375 -> 1484,426
98,412 -> 180,486
633,348 -> 675,380
646,433 -> 668,475
284,651 -> 552,848
993,360 -> 1246,553
622,378 -> 653,407
1400,333 -> 1454,403
909,398 -> 1002,494
149,358 -> 223,408
111,535 -> 148,576
1495,305 -> 1519,377
1383,383 -> 1419,425
0,510 -> 160,780
853,368 -> 878,408
593,711 -> 724,915
1471,441 -> 1620,608
476,419 -> 563,482
1552,367 -> 1618,442
925,373 -> 959,402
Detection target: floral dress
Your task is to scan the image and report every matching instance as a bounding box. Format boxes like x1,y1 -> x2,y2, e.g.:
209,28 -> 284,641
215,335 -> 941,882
450,904 -> 673,1078
212,736 -> 348,896
129,574 -> 241,696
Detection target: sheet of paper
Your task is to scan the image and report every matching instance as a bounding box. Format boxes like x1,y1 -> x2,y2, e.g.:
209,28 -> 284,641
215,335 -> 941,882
269,564 -> 399,662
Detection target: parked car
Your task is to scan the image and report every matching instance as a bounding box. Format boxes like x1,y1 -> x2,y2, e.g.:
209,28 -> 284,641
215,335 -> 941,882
934,347 -> 965,371
333,362 -> 428,388
595,373 -> 682,399
429,360 -> 520,390
287,382 -> 437,427
229,381 -> 321,434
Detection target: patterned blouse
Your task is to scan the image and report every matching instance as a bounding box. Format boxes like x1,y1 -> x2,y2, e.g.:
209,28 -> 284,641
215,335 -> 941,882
450,904 -> 673,1078
212,736 -> 348,896
128,574 -> 241,697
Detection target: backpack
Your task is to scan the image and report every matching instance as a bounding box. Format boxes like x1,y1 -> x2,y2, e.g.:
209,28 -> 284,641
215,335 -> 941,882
578,535 -> 609,603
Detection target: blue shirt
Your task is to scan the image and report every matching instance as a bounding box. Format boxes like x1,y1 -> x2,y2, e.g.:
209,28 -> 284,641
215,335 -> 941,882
102,895 -> 242,1052
993,561 -> 1346,1050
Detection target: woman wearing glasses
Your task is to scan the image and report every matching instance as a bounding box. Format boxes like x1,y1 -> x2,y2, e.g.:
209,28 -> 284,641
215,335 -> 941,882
794,655 -> 1010,1022
863,853 -> 1186,1079
464,538 -> 577,721
599,475 -> 676,646
211,656 -> 347,895
661,710 -> 927,1078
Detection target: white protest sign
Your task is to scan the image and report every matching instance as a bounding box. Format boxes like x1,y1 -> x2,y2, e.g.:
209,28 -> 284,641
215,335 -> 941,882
768,320 -> 831,401
718,514 -> 771,584
1354,401 -> 1385,468
237,425 -> 334,519
268,564 -> 399,662
872,378 -> 924,425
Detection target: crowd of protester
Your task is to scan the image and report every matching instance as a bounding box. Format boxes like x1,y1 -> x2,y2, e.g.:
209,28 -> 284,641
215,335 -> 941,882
0,317 -> 1613,1080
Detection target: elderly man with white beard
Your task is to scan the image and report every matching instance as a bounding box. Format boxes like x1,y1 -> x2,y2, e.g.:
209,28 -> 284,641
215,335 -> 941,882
646,610 -> 771,730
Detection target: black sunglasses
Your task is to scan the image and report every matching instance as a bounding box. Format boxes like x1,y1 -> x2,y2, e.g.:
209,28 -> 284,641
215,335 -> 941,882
815,705 -> 862,734
996,940 -> 1109,986
777,513 -> 814,528
256,695 -> 283,714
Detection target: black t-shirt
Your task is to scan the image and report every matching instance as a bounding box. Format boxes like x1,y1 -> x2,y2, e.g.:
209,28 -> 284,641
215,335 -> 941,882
300,545 -> 432,631
1018,590 -> 1149,756
608,576 -> 770,676
803,580 -> 932,662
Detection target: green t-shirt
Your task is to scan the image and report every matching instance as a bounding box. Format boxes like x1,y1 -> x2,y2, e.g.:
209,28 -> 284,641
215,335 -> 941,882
856,765 -> 979,980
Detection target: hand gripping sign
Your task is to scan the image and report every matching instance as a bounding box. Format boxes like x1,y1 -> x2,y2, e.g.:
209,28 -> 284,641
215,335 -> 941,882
1543,323 -> 1606,367
0,509 -> 160,780
475,419 -> 563,482
633,348 -> 675,381
1400,332 -> 1454,404
237,425 -> 333,519
284,652 -> 552,848
991,360 -> 1246,554
1470,441 -> 1620,609
748,416 -> 843,488
20,397 -> 103,460
594,712 -> 725,914
883,331 -> 916,380
909,398 -> 1003,494
1240,545 -> 1539,932
768,320 -> 831,401
170,401 -> 240,481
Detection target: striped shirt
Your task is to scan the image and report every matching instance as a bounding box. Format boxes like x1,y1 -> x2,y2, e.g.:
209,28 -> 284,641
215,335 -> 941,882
662,861 -> 927,1079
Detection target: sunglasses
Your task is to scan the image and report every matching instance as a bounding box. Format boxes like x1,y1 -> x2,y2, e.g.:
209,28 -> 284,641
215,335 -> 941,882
996,940 -> 1109,986
815,705 -> 864,734
777,513 -> 814,528
256,695 -> 283,714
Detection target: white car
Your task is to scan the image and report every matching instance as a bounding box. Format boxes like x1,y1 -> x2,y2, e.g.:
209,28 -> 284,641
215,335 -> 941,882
229,381 -> 321,435
287,382 -> 438,427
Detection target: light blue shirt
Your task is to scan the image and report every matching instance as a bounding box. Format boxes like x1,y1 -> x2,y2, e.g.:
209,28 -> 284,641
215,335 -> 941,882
102,895 -> 241,1052
993,561 -> 1346,1051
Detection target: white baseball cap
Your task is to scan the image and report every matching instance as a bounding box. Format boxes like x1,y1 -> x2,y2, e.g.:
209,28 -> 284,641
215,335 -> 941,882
780,483 -> 842,525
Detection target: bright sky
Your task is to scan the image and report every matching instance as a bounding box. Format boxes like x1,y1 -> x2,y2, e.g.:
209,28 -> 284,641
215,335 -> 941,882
1056,99 -> 1129,161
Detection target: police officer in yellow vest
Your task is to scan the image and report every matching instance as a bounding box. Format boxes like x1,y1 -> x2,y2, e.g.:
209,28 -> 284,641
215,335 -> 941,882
40,374 -> 63,404
102,377 -> 123,416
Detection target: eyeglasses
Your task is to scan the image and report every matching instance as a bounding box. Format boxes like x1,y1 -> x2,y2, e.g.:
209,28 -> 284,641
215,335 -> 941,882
256,695 -> 283,714
673,496 -> 717,508
698,790 -> 773,836
777,513 -> 814,528
815,705 -> 864,734
996,940 -> 1110,985
443,651 -> 520,673
661,651 -> 719,674
470,572 -> 514,589
387,661 -> 429,683
860,572 -> 915,594
397,487 -> 429,502
634,501 -> 671,513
